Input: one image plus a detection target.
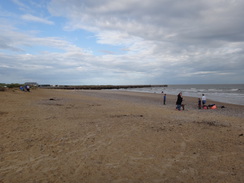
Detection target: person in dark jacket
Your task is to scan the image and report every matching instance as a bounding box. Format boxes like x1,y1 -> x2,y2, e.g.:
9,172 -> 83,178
198,98 -> 201,109
163,94 -> 166,105
176,92 -> 183,111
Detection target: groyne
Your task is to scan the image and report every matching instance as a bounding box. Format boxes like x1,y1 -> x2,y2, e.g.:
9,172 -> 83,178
40,85 -> 168,90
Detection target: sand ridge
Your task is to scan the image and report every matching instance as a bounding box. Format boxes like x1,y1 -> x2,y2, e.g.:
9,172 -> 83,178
0,88 -> 243,183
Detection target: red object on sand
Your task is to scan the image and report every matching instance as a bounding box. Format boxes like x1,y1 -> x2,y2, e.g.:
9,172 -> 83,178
210,105 -> 217,109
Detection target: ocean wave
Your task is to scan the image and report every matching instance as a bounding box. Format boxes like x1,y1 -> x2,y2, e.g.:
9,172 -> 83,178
121,85 -> 244,105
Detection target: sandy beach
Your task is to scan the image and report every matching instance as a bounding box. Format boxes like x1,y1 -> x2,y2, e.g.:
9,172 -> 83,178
0,88 -> 243,183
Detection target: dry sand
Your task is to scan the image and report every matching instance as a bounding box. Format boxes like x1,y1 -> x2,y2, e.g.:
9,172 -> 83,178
0,88 -> 243,183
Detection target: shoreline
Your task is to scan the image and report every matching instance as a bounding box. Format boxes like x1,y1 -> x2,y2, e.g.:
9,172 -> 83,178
1,88 -> 243,182
77,89 -> 244,118
116,84 -> 244,106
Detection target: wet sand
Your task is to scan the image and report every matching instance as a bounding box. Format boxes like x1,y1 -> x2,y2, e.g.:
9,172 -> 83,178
0,88 -> 243,183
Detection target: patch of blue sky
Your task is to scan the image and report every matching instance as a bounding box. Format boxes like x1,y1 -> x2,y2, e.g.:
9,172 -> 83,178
0,0 -> 22,14
15,18 -> 125,56
54,30 -> 127,56
16,17 -> 63,37
50,27 -> 128,56
77,32 -> 127,56
1,1 -> 126,56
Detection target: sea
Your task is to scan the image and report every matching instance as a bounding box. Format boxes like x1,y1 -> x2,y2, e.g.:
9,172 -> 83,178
118,84 -> 244,106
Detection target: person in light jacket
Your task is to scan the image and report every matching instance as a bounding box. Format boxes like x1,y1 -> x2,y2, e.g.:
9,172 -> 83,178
202,94 -> 206,107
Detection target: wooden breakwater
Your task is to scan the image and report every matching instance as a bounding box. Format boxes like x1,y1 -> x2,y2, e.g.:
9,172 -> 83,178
41,85 -> 168,90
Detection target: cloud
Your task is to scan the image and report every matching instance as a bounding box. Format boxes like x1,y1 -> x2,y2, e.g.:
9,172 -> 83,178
48,0 -> 244,41
47,0 -> 244,60
21,14 -> 54,25
1,0 -> 244,84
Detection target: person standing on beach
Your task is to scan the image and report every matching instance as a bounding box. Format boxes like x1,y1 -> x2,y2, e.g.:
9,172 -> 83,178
198,98 -> 201,109
25,85 -> 30,92
163,94 -> 166,105
176,92 -> 183,111
202,94 -> 206,107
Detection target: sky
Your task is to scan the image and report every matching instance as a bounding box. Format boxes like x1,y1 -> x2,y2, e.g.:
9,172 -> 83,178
0,0 -> 244,85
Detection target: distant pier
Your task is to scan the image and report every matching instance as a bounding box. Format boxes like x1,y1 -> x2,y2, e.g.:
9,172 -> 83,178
40,85 -> 168,90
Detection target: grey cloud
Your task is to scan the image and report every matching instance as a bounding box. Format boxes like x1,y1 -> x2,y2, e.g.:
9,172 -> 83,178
49,0 -> 244,41
0,42 -> 24,52
1,0 -> 244,84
